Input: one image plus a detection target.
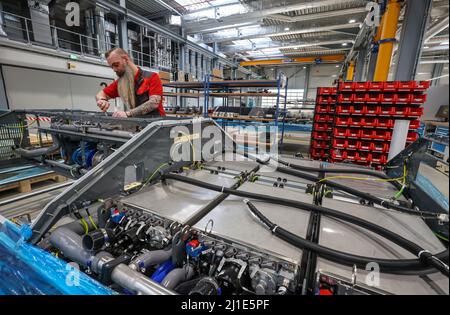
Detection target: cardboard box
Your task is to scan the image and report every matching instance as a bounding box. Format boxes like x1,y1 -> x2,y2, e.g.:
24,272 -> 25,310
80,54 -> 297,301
176,71 -> 185,82
159,71 -> 171,81
211,68 -> 223,81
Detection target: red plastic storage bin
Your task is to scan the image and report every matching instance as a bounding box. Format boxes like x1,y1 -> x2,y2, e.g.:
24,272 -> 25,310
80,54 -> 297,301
383,82 -> 398,93
354,82 -> 369,91
314,123 -> 331,132
353,93 -> 366,103
371,142 -> 386,152
410,94 -> 427,104
333,139 -> 347,149
365,105 -> 380,116
392,107 -> 408,116
381,93 -> 395,104
312,140 -> 329,149
379,106 -> 395,116
348,128 -> 362,138
406,132 -> 419,142
331,149 -> 347,160
357,152 -> 371,163
339,82 -> 353,91
347,139 -> 358,150
335,117 -> 351,126
373,130 -> 391,140
317,87 -> 337,95
409,120 -> 420,129
346,150 -> 357,161
313,132 -> 331,141
360,129 -> 373,139
397,81 -> 415,92
383,82 -> 398,92
372,153 -> 387,165
350,105 -> 365,115
350,117 -> 363,126
333,127 -> 348,137
316,105 -> 329,113
364,117 -> 377,127
416,81 -> 430,91
395,94 -> 409,104
338,94 -> 353,103
315,114 -> 333,123
376,118 -> 394,128
368,82 -> 384,91
366,93 -> 381,104
406,107 -> 424,117
336,106 -> 351,114
358,140 -> 371,151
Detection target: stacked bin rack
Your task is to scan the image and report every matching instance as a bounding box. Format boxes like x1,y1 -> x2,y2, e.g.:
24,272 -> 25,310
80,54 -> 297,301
310,87 -> 337,161
329,81 -> 430,168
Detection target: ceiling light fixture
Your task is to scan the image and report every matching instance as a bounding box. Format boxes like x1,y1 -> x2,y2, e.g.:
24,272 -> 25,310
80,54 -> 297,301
342,43 -> 348,46
284,27 -> 290,31
348,19 -> 356,23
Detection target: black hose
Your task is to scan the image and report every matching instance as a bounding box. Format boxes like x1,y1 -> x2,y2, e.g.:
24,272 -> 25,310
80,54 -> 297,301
276,158 -> 403,190
275,166 -> 441,218
163,173 -> 449,276
245,200 -> 449,277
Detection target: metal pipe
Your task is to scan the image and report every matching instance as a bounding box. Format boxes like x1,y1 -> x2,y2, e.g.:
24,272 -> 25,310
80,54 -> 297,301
50,225 -> 177,295
130,249 -> 173,270
112,264 -> 177,295
161,265 -> 196,289
373,0 -> 401,81
15,135 -> 61,158
49,227 -> 93,266
0,182 -> 73,207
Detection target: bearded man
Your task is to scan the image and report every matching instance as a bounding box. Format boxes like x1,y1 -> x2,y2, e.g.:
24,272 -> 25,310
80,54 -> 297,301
95,48 -> 166,118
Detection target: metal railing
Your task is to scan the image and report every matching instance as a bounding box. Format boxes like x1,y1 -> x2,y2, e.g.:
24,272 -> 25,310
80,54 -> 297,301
0,10 -> 117,59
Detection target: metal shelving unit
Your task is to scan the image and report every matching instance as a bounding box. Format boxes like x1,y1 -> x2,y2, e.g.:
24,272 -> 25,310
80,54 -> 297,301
203,74 -> 289,145
163,75 -> 289,145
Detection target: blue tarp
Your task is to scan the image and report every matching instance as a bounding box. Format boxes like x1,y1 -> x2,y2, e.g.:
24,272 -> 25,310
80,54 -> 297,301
0,218 -> 114,295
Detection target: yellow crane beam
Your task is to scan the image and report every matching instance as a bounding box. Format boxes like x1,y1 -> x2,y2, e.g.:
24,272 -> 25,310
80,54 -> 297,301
239,55 -> 345,67
373,0 -> 401,82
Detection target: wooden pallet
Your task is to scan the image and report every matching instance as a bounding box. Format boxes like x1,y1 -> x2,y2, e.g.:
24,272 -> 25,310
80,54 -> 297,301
0,173 -> 66,194
29,133 -> 53,146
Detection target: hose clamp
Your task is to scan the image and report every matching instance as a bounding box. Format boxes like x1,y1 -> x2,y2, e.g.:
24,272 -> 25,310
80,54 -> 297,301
418,250 -> 430,259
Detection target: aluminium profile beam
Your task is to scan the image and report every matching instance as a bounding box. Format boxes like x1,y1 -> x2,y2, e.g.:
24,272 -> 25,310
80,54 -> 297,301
201,22 -> 361,44
223,39 -> 355,54
184,0 -> 367,34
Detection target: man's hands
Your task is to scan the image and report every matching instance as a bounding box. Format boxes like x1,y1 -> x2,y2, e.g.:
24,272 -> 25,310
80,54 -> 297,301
97,99 -> 111,112
112,111 -> 129,118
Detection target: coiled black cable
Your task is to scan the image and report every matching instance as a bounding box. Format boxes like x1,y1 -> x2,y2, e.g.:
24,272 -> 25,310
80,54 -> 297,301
163,173 -> 449,276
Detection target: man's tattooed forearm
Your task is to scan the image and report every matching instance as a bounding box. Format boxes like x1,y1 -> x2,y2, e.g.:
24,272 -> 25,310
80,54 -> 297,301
128,95 -> 161,116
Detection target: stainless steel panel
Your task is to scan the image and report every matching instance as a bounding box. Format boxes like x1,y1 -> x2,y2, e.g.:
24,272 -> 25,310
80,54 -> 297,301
316,198 -> 449,294
206,152 -> 260,173
194,182 -> 312,265
122,170 -> 237,224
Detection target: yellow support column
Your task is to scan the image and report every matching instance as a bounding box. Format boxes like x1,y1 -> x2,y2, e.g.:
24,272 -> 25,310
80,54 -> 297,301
346,61 -> 355,81
373,0 -> 401,82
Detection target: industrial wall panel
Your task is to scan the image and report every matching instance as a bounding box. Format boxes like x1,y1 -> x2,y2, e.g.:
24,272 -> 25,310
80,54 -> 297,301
3,66 -> 116,111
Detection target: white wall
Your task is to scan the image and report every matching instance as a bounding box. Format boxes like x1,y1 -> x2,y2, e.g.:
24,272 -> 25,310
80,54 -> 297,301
0,45 -> 122,111
2,65 -> 116,111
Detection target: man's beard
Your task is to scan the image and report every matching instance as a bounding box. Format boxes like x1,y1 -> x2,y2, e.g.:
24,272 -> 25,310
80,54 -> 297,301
117,64 -> 136,110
